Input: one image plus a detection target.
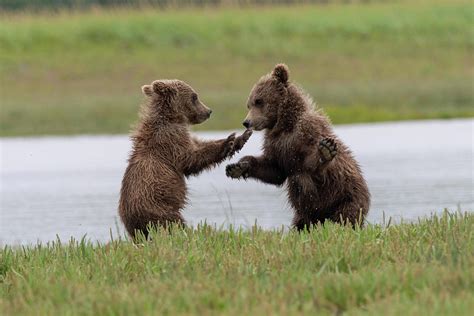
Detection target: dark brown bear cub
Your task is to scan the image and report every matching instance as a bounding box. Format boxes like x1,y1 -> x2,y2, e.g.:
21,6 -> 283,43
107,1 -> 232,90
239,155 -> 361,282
226,64 -> 370,229
119,79 -> 251,239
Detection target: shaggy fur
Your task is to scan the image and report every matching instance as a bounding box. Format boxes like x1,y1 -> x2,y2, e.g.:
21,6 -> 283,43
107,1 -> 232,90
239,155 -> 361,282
119,79 -> 251,239
226,64 -> 370,229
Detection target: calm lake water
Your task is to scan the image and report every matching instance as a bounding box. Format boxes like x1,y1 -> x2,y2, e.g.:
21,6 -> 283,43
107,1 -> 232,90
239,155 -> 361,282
1,119 -> 473,245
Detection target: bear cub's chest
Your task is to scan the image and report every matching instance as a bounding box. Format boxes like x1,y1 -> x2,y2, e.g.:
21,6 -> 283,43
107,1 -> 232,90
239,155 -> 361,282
265,135 -> 306,175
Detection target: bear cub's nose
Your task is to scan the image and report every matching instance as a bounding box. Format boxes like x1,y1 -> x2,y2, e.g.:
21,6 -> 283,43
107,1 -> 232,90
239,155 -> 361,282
207,109 -> 213,117
243,120 -> 250,128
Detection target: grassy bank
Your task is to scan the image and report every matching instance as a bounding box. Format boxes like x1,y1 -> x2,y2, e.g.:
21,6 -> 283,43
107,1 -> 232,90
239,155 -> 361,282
1,1 -> 473,136
0,212 -> 473,315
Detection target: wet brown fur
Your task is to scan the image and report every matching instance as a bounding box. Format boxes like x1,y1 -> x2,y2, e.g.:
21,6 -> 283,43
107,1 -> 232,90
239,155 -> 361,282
119,79 -> 251,239
226,64 -> 370,229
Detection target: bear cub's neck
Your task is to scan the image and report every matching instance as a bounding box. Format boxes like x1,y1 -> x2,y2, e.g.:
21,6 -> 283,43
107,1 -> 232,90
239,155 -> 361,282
270,84 -> 316,134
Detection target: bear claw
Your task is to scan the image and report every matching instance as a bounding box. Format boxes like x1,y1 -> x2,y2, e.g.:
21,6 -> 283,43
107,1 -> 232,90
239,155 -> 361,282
231,129 -> 253,154
223,133 -> 236,156
319,137 -> 337,163
226,161 -> 250,179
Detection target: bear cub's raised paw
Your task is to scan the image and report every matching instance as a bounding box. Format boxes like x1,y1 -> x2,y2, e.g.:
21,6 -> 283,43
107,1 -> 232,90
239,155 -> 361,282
226,161 -> 250,179
319,137 -> 338,163
222,133 -> 236,158
232,129 -> 253,154
223,129 -> 253,159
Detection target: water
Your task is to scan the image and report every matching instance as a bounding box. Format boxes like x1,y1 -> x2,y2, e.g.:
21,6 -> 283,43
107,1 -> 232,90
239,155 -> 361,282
1,119 -> 473,245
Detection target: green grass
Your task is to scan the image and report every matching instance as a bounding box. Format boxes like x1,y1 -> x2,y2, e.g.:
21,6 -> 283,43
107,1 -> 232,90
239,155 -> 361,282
0,0 -> 473,136
0,212 -> 473,315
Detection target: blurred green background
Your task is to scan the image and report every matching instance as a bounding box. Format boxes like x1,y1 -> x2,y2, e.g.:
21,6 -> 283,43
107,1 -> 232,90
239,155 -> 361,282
0,0 -> 472,136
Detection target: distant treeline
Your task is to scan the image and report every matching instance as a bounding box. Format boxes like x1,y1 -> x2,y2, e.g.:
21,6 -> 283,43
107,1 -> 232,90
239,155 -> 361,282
0,0 -> 377,11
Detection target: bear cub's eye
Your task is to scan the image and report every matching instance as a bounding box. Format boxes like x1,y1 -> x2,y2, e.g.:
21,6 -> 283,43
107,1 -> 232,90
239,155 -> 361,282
254,98 -> 264,107
191,93 -> 198,104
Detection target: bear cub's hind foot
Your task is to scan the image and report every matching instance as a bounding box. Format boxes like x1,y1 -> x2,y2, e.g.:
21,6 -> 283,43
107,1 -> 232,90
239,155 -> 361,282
319,137 -> 338,163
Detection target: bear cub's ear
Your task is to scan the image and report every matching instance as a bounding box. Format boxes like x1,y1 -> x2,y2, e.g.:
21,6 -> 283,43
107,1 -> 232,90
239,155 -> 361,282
272,63 -> 289,85
152,80 -> 176,97
142,85 -> 154,96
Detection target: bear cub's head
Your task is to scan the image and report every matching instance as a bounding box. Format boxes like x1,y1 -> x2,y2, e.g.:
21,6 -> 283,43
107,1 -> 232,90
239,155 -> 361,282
141,79 -> 212,125
243,64 -> 289,131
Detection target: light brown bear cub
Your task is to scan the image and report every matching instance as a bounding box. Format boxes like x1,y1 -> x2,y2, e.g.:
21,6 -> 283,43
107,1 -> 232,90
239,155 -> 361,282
226,64 -> 370,229
119,79 -> 251,239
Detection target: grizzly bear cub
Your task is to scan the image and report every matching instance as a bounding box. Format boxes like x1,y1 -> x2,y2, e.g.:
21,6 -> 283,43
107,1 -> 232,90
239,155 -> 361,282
226,64 -> 370,229
119,79 -> 251,239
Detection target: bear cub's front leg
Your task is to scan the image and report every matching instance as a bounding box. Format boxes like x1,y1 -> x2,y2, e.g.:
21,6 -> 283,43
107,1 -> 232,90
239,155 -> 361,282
185,130 -> 252,177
